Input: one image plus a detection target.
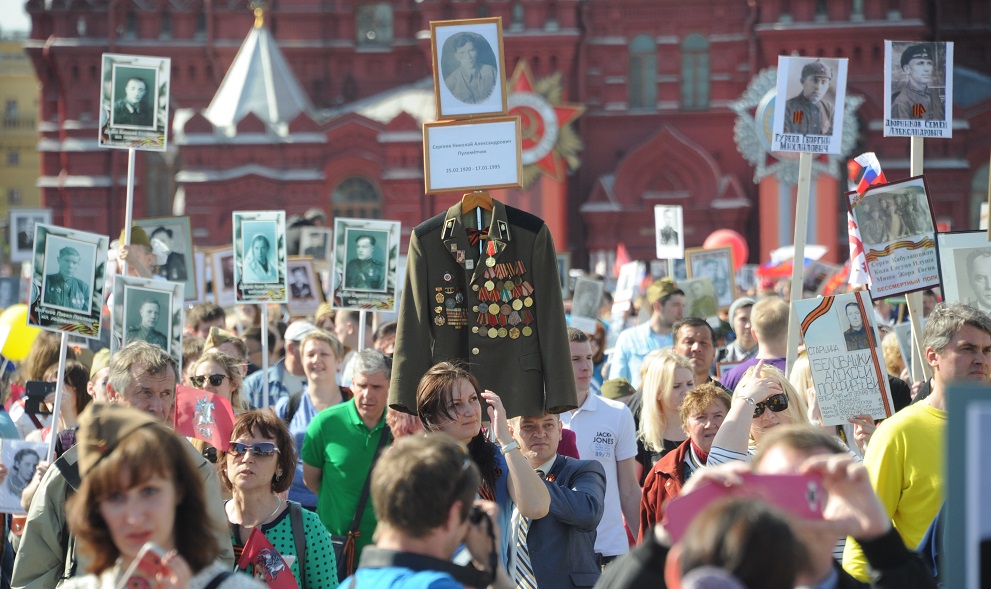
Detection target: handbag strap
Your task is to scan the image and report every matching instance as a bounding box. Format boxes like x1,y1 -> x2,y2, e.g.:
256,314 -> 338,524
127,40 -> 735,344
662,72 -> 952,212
288,500 -> 307,589
204,570 -> 233,589
347,426 -> 392,535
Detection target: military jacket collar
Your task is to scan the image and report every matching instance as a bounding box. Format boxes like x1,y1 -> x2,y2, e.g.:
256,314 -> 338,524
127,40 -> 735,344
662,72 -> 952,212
440,200 -> 513,283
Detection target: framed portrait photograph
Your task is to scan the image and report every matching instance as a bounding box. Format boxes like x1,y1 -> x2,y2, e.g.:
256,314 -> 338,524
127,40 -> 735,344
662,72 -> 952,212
299,227 -> 333,268
803,260 -> 841,296
680,277 -> 718,320
935,231 -> 991,311
9,208 -> 52,264
736,264 -> 758,294
0,440 -> 47,514
848,176 -> 940,300
772,55 -> 849,155
29,224 -> 108,338
111,276 -> 183,371
655,205 -> 685,260
233,211 -> 287,304
430,17 -> 508,119
287,257 -> 324,317
686,247 -> 736,310
209,246 -> 237,308
332,218 -> 401,312
134,216 -> 196,300
99,53 -> 170,151
571,276 -> 604,321
423,116 -> 522,194
884,41 -> 953,138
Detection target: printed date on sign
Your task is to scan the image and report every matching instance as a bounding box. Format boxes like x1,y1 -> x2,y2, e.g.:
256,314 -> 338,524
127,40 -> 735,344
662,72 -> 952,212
445,164 -> 502,174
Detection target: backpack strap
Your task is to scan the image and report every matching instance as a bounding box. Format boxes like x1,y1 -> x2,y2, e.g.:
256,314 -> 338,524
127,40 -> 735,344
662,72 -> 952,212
288,501 -> 307,589
52,453 -> 80,581
204,570 -> 233,589
283,391 -> 303,426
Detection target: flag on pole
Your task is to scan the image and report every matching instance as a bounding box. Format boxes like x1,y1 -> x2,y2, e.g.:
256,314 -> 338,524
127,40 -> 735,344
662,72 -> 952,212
174,385 -> 235,450
851,152 -> 888,196
846,152 -> 887,288
847,212 -> 871,288
613,243 -> 630,278
237,528 -> 300,589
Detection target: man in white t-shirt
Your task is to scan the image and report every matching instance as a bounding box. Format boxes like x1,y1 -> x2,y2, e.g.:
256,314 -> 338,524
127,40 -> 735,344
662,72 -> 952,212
560,327 -> 640,565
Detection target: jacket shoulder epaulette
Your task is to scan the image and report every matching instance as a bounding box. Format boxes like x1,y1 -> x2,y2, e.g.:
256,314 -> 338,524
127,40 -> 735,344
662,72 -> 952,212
505,205 -> 545,234
413,212 -> 446,236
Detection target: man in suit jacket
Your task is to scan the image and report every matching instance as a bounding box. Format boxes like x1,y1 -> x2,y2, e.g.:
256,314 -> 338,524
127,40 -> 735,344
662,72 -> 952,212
509,412 -> 606,589
390,198 -> 577,418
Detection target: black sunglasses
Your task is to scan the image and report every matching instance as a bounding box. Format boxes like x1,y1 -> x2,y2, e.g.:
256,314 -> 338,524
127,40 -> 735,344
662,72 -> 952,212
227,442 -> 280,457
191,374 -> 229,388
753,393 -> 789,418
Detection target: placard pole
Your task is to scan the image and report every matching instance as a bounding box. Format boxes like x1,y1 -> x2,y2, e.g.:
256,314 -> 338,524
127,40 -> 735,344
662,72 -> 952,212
785,152 -> 814,378
46,332 -> 69,462
358,310 -> 367,353
906,137 -> 932,383
260,303 -> 269,408
120,147 -> 136,276
986,148 -> 991,242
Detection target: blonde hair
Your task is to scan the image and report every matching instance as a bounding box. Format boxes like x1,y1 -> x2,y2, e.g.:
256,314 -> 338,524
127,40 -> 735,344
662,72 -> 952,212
638,349 -> 694,453
880,332 -> 904,376
191,351 -> 249,412
740,362 -> 810,443
750,297 -> 789,342
299,329 -> 343,361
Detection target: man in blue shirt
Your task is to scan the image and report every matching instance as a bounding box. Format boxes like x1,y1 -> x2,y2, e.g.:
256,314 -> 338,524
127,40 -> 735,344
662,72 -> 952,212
608,278 -> 684,389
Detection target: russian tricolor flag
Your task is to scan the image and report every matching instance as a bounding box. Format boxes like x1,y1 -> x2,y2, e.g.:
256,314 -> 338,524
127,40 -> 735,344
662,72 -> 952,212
851,152 -> 888,196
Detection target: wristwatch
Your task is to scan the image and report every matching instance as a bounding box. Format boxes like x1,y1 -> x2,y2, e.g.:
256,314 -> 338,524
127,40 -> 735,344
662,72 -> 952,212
736,395 -> 756,407
500,440 -> 520,455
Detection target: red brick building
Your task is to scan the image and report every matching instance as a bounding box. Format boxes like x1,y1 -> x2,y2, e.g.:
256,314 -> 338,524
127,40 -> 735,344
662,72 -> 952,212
22,0 -> 991,267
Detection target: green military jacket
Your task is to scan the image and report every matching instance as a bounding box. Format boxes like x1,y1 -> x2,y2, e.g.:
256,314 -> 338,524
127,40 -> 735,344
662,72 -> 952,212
389,200 -> 577,418
43,273 -> 89,311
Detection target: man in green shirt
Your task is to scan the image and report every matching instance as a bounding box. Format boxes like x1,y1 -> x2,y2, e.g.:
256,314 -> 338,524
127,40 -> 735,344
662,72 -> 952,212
302,349 -> 392,561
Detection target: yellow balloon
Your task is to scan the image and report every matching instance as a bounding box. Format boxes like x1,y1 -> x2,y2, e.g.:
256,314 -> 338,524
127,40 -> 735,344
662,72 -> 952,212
0,304 -> 41,362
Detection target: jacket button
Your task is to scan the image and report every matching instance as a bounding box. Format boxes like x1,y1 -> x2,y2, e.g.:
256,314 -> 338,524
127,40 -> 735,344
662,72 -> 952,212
472,284 -> 479,291
472,326 -> 479,333
472,347 -> 480,355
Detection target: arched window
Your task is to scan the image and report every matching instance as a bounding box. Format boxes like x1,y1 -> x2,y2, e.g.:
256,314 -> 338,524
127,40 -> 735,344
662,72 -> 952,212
333,176 -> 381,220
681,34 -> 709,110
628,35 -> 656,110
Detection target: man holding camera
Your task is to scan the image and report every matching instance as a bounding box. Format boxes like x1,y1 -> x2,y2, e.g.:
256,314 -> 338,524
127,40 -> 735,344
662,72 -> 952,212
343,434 -> 511,588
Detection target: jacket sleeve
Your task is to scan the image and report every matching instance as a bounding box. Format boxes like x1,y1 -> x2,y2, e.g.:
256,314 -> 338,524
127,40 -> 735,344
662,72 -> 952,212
389,230 -> 433,414
544,461 -> 606,532
638,466 -> 660,543
532,224 -> 578,413
858,526 -> 938,589
11,463 -> 71,589
192,442 -> 236,567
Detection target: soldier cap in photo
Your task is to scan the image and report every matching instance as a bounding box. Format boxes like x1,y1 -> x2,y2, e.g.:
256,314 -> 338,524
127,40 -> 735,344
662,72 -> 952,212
205,326 -> 238,350
646,277 -> 683,306
801,59 -> 832,80
59,246 -> 80,259
77,403 -> 160,476
900,43 -> 933,68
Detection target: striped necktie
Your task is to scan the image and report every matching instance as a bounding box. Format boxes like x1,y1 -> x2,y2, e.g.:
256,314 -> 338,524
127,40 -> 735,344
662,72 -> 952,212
514,470 -> 544,589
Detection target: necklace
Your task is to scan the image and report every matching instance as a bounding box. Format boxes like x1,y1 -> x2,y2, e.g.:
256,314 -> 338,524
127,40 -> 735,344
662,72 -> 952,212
241,497 -> 283,529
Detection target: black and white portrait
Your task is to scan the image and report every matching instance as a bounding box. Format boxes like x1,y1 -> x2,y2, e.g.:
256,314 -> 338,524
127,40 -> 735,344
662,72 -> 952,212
290,266 -> 314,300
110,64 -> 157,129
123,287 -> 172,352
287,258 -> 324,317
442,32 -> 497,105
681,277 -> 717,319
654,205 -> 684,260
99,53 -> 170,151
772,55 -> 849,155
884,41 -> 953,138
840,301 -> 870,352
852,180 -> 934,246
210,247 -> 237,309
0,440 -> 46,514
9,209 -> 52,263
687,247 -> 735,309
571,277 -> 604,320
240,222 -> 279,285
41,236 -> 95,313
300,228 -> 332,262
234,212 -> 287,304
343,230 -> 387,292
332,218 -> 400,312
431,18 -> 507,119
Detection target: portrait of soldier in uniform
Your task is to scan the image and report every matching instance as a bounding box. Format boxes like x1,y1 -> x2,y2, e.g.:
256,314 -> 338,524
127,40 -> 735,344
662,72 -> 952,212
126,297 -> 169,350
112,76 -> 153,127
962,248 -> 991,315
784,59 -> 835,135
43,245 -> 91,312
658,208 -> 679,246
891,43 -> 945,120
290,266 -> 313,300
5,448 -> 40,499
150,226 -> 187,282
443,32 -> 497,105
345,234 -> 385,291
842,302 -> 870,352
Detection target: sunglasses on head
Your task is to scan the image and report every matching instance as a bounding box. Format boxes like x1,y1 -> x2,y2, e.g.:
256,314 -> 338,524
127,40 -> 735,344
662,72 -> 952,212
191,374 -> 229,388
753,393 -> 789,418
227,442 -> 280,457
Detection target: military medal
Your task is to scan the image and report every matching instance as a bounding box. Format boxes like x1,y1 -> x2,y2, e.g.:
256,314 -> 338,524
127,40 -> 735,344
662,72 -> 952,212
466,259 -> 474,270
443,272 -> 452,282
485,280 -> 495,291
512,299 -> 523,311
488,303 -> 500,315
498,328 -> 508,338
522,326 -> 533,337
445,298 -> 456,309
501,304 -> 511,316
509,327 -> 520,339
524,296 -> 533,307
435,306 -> 443,314
485,257 -> 496,267
488,327 -> 499,338
435,315 -> 446,326
435,290 -> 445,304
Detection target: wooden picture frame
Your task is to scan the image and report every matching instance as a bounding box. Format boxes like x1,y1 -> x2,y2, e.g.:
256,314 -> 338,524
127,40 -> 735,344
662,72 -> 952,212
430,17 -> 508,119
286,257 -> 325,317
686,246 -> 736,310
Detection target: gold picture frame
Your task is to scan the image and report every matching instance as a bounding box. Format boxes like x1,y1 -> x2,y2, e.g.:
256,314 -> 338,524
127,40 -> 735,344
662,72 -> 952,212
430,17 -> 508,120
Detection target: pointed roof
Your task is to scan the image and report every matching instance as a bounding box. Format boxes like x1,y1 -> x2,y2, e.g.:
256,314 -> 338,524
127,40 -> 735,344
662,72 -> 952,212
203,18 -> 313,133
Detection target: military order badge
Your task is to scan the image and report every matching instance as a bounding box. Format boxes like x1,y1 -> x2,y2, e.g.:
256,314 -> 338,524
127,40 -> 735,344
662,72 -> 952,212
29,224 -> 108,338
772,56 -> 848,155
99,53 -> 171,151
332,218 -> 401,312
884,41 -> 953,138
111,275 -> 183,371
233,211 -> 288,304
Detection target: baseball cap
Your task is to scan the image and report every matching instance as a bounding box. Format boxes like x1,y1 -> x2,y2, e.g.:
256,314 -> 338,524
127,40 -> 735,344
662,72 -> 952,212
284,321 -> 317,342
728,297 -> 757,323
77,403 -> 160,476
900,43 -> 933,68
801,59 -> 833,80
646,278 -> 683,306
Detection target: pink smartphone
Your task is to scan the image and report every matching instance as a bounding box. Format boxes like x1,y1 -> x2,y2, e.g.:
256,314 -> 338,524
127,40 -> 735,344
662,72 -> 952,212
663,472 -> 825,542
116,543 -> 171,589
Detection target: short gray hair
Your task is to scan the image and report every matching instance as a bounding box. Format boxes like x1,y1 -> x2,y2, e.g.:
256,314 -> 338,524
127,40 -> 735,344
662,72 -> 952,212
108,340 -> 179,396
353,348 -> 391,380
923,303 -> 991,355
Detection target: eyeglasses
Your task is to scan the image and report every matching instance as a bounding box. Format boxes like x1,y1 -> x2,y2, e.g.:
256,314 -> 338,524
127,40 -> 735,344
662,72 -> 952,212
753,393 -> 789,418
227,442 -> 280,457
191,374 -> 229,388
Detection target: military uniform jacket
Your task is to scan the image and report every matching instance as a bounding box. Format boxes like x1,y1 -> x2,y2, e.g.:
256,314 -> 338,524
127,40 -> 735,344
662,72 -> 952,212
345,258 -> 385,290
127,325 -> 168,349
43,273 -> 89,311
783,94 -> 834,135
891,86 -> 944,120
389,200 -> 578,418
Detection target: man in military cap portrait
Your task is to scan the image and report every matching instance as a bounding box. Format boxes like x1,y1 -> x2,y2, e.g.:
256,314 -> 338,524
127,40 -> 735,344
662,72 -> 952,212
891,43 -> 945,120
127,298 -> 169,350
783,59 -> 835,135
345,234 -> 385,290
43,245 -> 90,311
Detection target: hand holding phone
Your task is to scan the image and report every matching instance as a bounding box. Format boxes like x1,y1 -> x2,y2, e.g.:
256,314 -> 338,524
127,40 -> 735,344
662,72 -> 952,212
24,381 -> 55,416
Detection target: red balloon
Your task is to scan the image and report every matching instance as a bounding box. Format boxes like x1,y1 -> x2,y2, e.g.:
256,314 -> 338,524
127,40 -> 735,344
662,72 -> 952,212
703,230 -> 748,270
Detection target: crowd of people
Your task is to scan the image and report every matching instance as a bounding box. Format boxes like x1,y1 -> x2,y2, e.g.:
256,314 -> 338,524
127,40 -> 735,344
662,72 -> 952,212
0,230 -> 978,589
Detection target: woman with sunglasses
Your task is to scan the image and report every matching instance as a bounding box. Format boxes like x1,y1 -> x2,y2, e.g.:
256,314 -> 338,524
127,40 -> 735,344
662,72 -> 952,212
706,359 -> 810,466
190,351 -> 251,413
220,410 -> 338,588
415,362 -> 549,565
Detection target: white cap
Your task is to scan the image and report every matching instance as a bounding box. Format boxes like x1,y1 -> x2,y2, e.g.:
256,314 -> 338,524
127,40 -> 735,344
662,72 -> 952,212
284,321 -> 317,342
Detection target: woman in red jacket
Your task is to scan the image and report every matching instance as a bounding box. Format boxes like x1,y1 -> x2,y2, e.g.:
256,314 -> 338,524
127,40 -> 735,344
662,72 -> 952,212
638,383 -> 732,541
